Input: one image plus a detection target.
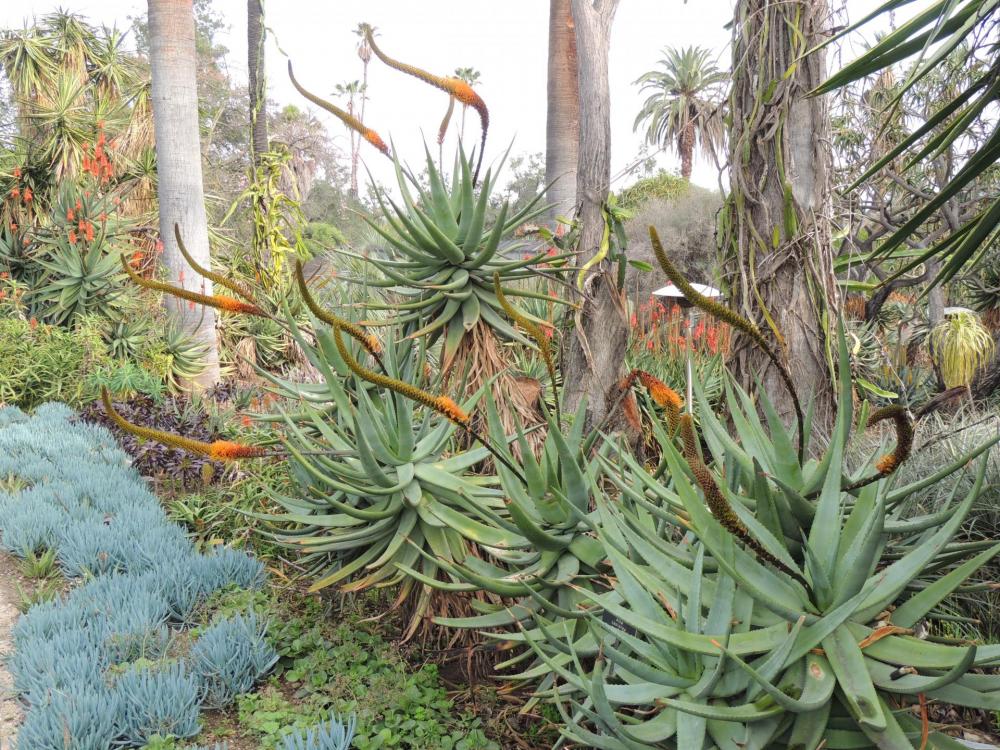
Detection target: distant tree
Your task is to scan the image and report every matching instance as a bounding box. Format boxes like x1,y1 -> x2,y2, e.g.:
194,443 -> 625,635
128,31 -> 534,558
148,0 -> 220,388
633,46 -> 726,180
333,80 -> 366,197
247,0 -> 267,166
545,0 -> 579,221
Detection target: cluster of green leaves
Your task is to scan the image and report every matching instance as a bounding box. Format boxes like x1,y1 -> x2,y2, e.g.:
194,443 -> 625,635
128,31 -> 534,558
0,315 -> 110,408
226,594 -> 500,750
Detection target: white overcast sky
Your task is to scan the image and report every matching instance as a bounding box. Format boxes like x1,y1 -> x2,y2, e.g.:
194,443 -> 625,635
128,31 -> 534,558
2,1 -> 919,191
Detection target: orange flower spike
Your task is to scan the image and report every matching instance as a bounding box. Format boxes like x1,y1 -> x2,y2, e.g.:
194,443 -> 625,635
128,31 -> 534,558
361,24 -> 488,179
22,188 -> 31,203
67,208 -> 75,221
68,230 -> 78,245
10,188 -> 19,199
173,224 -> 259,303
119,255 -> 269,317
287,62 -> 390,157
101,388 -> 266,462
866,405 -> 914,476
12,167 -> 21,179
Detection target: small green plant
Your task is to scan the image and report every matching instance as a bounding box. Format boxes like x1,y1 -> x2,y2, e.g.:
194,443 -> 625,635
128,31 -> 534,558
15,579 -> 61,612
19,548 -> 57,579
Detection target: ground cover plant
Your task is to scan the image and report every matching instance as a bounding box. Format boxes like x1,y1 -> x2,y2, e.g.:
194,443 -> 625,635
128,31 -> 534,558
0,403 -> 349,748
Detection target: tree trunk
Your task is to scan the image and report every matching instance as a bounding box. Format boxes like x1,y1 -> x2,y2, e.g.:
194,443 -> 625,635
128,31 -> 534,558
545,0 -> 580,222
561,0 -> 626,429
149,0 -> 220,389
247,0 -> 268,166
679,120 -> 694,180
722,0 -> 838,430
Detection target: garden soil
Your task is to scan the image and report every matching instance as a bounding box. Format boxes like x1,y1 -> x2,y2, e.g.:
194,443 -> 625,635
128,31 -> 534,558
0,553 -> 20,750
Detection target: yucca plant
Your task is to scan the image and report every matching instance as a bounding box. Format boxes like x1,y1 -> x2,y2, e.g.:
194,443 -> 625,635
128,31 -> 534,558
929,310 -> 996,388
254,323 -> 526,639
525,332 -> 1000,748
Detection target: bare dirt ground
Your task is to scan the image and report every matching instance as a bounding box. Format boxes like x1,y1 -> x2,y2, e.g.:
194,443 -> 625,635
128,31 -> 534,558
0,553 -> 20,750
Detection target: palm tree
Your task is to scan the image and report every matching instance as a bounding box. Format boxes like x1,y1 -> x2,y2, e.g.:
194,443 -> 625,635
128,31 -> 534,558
545,0 -> 579,221
333,80 -> 366,197
632,46 -> 726,180
148,0 -> 220,388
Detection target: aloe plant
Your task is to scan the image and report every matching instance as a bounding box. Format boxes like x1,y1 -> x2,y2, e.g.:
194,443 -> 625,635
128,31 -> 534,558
355,146 -> 567,371
525,331 -> 1000,749
425,397 -> 612,696
254,323 -> 528,637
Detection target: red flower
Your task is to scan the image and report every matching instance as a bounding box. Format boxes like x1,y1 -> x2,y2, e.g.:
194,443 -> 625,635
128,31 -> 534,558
29,317 -> 37,329
12,167 -> 21,179
84,222 -> 94,243
10,188 -> 19,199
67,208 -> 75,221
68,230 -> 78,245
99,212 -> 108,222
75,199 -> 82,211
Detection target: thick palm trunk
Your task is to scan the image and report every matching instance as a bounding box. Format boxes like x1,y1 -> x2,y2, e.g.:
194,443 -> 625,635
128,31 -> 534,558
723,0 -> 838,429
561,0 -> 627,429
247,0 -> 268,164
545,0 -> 580,221
148,0 -> 220,388
679,121 -> 694,179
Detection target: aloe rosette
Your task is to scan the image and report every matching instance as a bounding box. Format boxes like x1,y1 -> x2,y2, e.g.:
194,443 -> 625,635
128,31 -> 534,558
253,329 -> 529,637
354,147 -> 570,371
526,331 -> 1000,749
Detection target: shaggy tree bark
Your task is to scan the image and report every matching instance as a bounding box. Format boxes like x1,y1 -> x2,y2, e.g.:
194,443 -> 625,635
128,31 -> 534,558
561,0 -> 628,428
545,0 -> 579,221
722,0 -> 839,429
679,120 -> 694,180
148,0 -> 220,388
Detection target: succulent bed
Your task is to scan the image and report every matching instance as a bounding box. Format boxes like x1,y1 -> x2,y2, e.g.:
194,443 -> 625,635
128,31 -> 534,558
0,403 -> 354,749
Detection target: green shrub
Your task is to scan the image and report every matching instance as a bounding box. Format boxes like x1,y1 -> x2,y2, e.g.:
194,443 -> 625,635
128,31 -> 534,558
0,316 -> 110,408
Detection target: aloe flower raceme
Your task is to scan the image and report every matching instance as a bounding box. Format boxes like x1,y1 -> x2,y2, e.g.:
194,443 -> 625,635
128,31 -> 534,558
680,413 -> 808,588
101,388 -> 269,462
361,23 -> 488,181
287,62 -> 389,157
649,224 -> 805,461
120,255 -> 268,317
174,224 -> 258,304
618,368 -> 683,433
294,260 -> 383,365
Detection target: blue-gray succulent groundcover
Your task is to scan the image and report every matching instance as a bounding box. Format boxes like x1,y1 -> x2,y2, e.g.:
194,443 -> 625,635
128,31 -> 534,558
0,403 -> 278,749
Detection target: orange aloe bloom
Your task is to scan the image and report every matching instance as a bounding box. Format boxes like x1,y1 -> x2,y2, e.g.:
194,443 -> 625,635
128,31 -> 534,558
85,222 -> 94,243
12,167 -> 20,179
67,208 -> 75,221
68,230 -> 78,245
208,441 -> 268,461
637,372 -> 683,410
22,188 -> 31,203
10,188 -> 19,199
433,396 -> 470,425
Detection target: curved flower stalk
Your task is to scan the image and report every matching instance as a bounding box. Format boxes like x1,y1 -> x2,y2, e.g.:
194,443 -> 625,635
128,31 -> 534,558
839,404 -> 916,494
174,224 -> 258,304
680,413 -> 808,588
119,255 -> 268,317
294,260 -> 383,365
332,326 -> 526,484
360,23 -> 488,181
101,388 -> 268,462
615,368 -> 684,436
649,224 -> 805,461
287,62 -> 389,157
493,272 -> 559,423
